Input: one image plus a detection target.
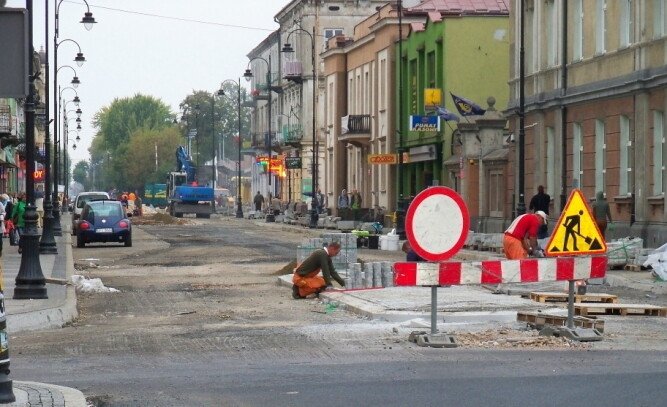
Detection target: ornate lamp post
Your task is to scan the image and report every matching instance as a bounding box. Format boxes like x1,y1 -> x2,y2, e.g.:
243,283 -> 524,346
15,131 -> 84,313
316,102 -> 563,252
219,79 -> 245,218
244,55 -> 281,222
282,27 -> 317,228
52,0 -> 95,233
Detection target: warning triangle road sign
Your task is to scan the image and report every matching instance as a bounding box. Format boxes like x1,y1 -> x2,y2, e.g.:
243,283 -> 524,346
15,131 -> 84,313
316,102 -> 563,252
545,189 -> 607,256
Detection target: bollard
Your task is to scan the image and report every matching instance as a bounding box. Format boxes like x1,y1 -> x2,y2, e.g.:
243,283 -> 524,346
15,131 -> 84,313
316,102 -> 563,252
372,262 -> 382,287
0,293 -> 15,403
363,263 -> 373,288
382,262 -> 394,287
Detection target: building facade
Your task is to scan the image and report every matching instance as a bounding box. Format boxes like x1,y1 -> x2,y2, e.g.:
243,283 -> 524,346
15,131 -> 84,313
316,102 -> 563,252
506,0 -> 667,245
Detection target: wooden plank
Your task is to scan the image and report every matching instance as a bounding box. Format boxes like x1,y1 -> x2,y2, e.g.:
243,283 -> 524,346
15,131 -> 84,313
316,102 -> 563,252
517,311 -> 605,333
574,303 -> 667,317
529,291 -> 618,304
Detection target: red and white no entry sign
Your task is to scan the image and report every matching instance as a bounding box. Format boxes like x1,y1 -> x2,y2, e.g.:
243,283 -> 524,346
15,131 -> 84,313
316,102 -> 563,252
405,186 -> 470,262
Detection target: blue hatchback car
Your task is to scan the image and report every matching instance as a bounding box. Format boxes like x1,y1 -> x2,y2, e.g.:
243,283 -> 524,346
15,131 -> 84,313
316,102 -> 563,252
76,200 -> 132,248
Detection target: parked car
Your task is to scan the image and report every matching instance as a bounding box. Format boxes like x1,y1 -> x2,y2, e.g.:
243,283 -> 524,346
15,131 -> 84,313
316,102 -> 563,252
71,191 -> 110,235
75,200 -> 132,248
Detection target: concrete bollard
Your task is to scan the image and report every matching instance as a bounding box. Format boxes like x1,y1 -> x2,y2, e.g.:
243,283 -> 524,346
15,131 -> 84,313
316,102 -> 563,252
372,262 -> 382,287
344,277 -> 352,289
382,262 -> 394,287
363,263 -> 373,288
353,263 -> 363,288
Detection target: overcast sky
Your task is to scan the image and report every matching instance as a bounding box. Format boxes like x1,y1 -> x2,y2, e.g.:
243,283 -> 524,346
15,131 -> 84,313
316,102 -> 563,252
6,0 -> 283,165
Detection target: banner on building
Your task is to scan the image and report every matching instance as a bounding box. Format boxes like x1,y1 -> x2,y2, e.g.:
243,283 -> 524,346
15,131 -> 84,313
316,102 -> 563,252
409,115 -> 440,132
424,88 -> 442,110
368,154 -> 398,165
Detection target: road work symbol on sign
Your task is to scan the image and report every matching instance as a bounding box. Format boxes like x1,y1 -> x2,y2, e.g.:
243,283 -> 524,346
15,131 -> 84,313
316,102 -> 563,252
545,189 -> 607,256
405,186 -> 469,262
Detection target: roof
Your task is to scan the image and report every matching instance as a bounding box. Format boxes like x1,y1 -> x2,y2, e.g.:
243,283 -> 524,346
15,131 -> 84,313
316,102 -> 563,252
407,0 -> 509,15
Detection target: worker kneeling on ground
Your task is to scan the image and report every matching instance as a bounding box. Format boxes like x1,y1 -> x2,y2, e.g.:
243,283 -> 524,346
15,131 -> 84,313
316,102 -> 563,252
292,241 -> 345,299
503,210 -> 548,260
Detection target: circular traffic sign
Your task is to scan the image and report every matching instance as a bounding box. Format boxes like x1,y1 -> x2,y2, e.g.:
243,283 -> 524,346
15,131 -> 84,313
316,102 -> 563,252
405,186 -> 469,262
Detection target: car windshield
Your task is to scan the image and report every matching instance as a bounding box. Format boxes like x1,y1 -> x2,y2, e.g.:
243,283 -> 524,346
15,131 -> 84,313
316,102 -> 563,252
84,202 -> 124,221
78,194 -> 108,208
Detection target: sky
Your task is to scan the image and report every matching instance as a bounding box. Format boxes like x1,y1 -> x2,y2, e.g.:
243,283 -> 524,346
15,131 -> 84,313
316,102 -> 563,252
6,0 -> 284,166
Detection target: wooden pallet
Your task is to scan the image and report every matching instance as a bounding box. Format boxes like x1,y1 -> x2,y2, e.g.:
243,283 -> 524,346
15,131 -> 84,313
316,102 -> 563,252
624,264 -> 650,272
517,311 -> 605,333
575,303 -> 667,317
530,292 -> 618,304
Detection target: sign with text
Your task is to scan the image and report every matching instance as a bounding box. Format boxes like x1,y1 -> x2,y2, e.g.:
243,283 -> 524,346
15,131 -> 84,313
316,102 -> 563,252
409,115 -> 440,132
285,157 -> 302,169
368,154 -> 398,165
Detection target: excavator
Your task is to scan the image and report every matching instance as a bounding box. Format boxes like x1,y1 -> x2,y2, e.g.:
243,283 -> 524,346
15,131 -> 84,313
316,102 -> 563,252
166,146 -> 215,218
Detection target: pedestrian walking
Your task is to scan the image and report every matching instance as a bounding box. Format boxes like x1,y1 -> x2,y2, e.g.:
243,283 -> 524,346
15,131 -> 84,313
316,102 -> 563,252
253,191 -> 264,212
11,193 -> 26,254
529,185 -> 550,239
503,211 -> 548,260
591,191 -> 612,239
337,189 -> 349,209
292,241 -> 345,299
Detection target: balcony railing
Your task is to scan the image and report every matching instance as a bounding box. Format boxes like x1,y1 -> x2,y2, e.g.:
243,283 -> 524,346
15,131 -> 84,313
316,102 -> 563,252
0,105 -> 11,135
281,123 -> 303,145
339,114 -> 371,145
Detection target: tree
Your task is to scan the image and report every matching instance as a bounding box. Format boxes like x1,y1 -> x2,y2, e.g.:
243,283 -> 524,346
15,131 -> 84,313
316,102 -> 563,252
179,84 -> 251,168
90,94 -> 175,190
125,127 -> 182,190
72,161 -> 91,190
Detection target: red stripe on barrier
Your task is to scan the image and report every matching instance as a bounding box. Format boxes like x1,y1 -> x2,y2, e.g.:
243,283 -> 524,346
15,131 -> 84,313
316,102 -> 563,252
590,256 -> 607,278
520,259 -> 539,282
480,261 -> 502,284
439,262 -> 462,285
393,263 -> 417,286
556,257 -> 575,280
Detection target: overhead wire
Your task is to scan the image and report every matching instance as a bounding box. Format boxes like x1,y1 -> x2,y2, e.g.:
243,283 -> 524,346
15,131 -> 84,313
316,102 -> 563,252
63,0 -> 275,32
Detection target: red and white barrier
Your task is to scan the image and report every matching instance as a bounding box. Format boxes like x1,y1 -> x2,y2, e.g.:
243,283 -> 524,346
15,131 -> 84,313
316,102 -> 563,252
394,256 -> 607,286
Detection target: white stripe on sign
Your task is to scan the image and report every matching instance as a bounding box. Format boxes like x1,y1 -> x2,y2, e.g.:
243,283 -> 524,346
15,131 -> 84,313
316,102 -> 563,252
500,260 -> 522,283
538,258 -> 558,282
460,262 -> 481,284
573,257 -> 593,280
416,263 -> 440,285
411,193 -> 464,255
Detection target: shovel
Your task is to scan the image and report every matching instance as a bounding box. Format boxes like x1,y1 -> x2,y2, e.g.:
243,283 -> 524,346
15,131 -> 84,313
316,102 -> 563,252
562,225 -> 592,245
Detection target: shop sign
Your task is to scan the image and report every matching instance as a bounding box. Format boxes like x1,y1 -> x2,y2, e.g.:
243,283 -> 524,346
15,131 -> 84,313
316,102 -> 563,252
409,115 -> 440,132
368,154 -> 398,165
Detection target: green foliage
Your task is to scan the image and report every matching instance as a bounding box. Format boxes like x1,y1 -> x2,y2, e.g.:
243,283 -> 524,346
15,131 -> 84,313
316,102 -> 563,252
89,94 -> 176,191
125,127 -> 182,188
179,84 -> 251,167
72,161 -> 90,189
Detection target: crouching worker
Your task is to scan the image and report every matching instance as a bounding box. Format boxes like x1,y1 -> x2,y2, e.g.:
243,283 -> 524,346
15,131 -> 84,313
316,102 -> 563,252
503,210 -> 548,260
292,241 -> 346,299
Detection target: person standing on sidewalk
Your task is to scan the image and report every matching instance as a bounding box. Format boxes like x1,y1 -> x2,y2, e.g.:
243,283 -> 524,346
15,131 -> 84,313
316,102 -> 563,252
529,185 -> 550,239
591,191 -> 612,239
11,193 -> 26,254
503,211 -> 548,260
253,191 -> 264,212
292,241 -> 345,299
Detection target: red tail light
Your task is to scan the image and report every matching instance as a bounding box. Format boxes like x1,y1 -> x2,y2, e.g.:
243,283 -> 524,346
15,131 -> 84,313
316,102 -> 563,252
119,220 -> 129,228
79,221 -> 90,230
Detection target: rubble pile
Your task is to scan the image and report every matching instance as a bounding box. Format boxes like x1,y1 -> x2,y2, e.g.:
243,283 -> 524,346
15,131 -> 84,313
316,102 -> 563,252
454,328 -> 586,349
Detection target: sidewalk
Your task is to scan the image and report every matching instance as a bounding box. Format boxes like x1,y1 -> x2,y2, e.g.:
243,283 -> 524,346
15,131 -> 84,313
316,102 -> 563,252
2,214 -> 86,407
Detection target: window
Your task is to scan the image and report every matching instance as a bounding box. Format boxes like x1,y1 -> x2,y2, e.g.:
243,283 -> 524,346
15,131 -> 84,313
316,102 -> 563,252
595,0 -> 606,54
653,111 -> 665,195
546,127 -> 555,196
595,119 -> 606,192
573,123 -> 583,187
619,115 -> 631,195
545,0 -> 557,67
573,0 -> 584,60
324,28 -> 343,39
620,0 -> 633,47
654,0 -> 665,38
426,51 -> 436,88
525,2 -> 536,73
379,59 -> 386,110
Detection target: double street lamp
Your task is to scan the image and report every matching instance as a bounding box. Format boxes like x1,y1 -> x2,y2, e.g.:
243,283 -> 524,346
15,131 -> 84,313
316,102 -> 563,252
219,79 -> 245,218
282,27 -> 317,228
244,54 -> 282,222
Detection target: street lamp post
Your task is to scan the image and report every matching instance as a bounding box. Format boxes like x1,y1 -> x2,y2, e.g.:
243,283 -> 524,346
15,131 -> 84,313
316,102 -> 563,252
211,94 -> 217,189
194,103 -> 200,171
219,79 -> 245,218
15,0 -> 47,300
244,54 -> 281,222
516,0 -> 526,216
282,27 -> 317,228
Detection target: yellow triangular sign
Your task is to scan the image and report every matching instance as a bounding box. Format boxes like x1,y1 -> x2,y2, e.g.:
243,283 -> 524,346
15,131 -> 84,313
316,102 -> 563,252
545,189 -> 607,256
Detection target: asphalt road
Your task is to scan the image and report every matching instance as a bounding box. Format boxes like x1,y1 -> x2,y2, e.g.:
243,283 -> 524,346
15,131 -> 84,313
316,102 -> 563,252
8,215 -> 667,406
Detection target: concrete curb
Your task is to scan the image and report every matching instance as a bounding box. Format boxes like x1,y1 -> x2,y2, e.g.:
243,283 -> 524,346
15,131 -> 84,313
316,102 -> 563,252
6,231 -> 78,333
10,381 -> 86,407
